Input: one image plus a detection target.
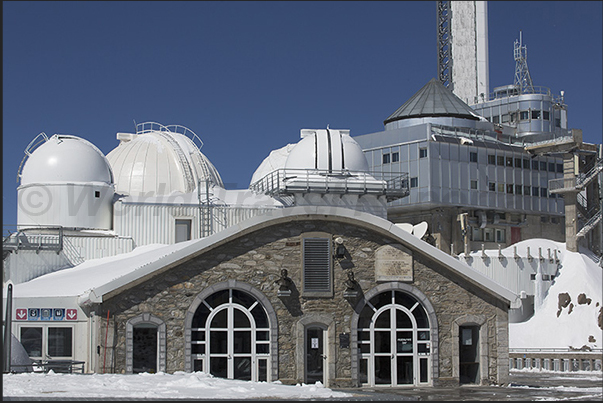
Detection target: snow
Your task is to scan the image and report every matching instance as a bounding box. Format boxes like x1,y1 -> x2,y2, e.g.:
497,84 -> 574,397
2,371 -> 354,400
507,239 -> 603,350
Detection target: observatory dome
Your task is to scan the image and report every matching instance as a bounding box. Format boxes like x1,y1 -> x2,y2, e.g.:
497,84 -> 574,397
17,134 -> 115,229
20,134 -> 113,186
106,123 -> 223,196
284,128 -> 369,172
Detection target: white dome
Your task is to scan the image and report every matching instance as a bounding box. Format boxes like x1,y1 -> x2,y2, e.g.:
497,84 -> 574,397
17,134 -> 114,230
20,134 -> 114,185
106,124 -> 223,196
284,128 -> 369,172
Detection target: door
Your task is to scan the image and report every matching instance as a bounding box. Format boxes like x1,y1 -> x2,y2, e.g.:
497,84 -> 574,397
132,325 -> 158,374
305,326 -> 325,384
459,325 -> 480,384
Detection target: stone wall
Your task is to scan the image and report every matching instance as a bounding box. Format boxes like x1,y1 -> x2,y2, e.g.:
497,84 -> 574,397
102,218 -> 509,386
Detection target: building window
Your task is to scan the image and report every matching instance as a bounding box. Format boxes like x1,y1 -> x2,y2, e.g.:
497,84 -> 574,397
470,152 -> 478,163
539,161 -> 547,171
514,158 -> 522,168
302,235 -> 332,297
556,163 -> 563,173
532,160 -> 539,170
419,148 -> 427,158
488,182 -> 496,192
20,326 -> 73,360
94,191 -> 101,198
505,157 -> 513,167
531,110 -> 541,120
496,229 -> 506,243
515,185 -> 523,195
555,118 -> 561,128
543,111 -> 550,120
383,153 -> 391,164
506,184 -> 514,194
548,162 -> 555,172
484,228 -> 494,242
532,187 -> 540,197
189,288 -> 271,382
470,180 -> 478,190
498,183 -> 505,193
541,187 -> 548,198
488,155 -> 496,165
524,185 -> 531,195
497,156 -> 505,166
523,159 -> 530,169
410,177 -> 418,188
175,219 -> 192,243
391,152 -> 399,163
492,115 -> 500,124
520,110 -> 529,120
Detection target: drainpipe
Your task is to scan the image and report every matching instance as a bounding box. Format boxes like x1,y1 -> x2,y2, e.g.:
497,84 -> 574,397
3,283 -> 13,373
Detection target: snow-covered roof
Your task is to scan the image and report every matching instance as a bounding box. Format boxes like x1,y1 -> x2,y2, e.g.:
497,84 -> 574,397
9,207 -> 519,309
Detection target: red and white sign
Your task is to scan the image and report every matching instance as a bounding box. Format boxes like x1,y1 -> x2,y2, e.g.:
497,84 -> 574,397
66,309 -> 77,320
16,308 -> 27,320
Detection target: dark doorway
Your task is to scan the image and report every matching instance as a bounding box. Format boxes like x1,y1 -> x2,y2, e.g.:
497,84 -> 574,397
459,325 -> 479,384
305,326 -> 324,384
133,325 -> 158,374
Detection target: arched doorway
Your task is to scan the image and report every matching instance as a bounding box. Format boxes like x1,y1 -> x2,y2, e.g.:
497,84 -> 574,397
187,285 -> 274,382
126,313 -> 166,374
355,288 -> 434,387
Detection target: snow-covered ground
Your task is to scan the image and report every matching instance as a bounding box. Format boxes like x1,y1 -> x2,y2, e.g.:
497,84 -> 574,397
2,371 -> 354,400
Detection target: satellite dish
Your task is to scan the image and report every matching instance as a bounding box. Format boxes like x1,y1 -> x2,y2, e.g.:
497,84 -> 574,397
412,222 -> 428,239
395,223 -> 414,233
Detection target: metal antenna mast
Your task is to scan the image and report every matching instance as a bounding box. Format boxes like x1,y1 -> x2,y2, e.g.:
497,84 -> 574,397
437,1 -> 452,90
513,31 -> 534,94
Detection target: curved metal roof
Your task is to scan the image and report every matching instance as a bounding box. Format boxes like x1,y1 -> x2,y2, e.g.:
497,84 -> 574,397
384,78 -> 481,124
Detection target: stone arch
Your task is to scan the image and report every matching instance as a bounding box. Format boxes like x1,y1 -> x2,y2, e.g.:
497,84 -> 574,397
350,282 -> 439,385
125,313 -> 166,374
184,279 -> 279,381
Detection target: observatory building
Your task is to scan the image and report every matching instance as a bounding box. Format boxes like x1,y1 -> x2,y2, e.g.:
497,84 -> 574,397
4,121 -> 517,388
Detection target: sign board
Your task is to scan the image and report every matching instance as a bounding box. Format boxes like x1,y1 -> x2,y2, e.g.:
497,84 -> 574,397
15,308 -> 77,321
375,244 -> 413,282
311,338 -> 319,349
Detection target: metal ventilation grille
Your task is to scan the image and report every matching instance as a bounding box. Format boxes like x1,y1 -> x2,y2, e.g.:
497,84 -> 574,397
303,238 -> 331,292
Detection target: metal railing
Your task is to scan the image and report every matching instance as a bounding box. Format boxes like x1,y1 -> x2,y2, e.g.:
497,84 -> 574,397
249,169 -> 409,202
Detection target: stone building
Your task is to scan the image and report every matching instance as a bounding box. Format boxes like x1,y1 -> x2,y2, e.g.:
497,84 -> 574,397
88,207 -> 516,387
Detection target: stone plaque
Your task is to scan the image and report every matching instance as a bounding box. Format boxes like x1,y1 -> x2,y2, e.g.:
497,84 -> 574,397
375,244 -> 413,281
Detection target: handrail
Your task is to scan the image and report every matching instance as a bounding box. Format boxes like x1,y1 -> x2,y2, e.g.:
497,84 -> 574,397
135,121 -> 204,149
16,132 -> 49,183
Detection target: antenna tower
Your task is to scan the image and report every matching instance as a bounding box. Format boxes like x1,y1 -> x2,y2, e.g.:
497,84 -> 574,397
513,31 -> 534,94
437,1 -> 452,90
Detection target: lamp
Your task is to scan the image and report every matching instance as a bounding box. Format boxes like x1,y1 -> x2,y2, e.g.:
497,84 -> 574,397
335,237 -> 346,259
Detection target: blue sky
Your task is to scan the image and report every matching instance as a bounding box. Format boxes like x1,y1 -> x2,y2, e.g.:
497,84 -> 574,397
3,1 -> 602,228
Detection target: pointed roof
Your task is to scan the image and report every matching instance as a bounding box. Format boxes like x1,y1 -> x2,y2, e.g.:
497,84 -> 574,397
384,78 -> 481,124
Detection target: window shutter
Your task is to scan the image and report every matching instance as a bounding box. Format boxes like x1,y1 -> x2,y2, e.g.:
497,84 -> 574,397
303,238 -> 331,292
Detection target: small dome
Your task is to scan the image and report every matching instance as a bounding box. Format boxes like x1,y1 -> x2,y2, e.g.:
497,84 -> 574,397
285,128 -> 369,172
106,123 -> 223,196
20,134 -> 113,185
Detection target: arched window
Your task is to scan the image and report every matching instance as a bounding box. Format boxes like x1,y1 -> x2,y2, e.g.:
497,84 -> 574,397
185,282 -> 277,382
353,286 -> 437,387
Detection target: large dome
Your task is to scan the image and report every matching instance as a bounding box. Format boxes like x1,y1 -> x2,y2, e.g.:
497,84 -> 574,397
284,128 -> 369,172
19,134 -> 113,185
106,123 -> 223,196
